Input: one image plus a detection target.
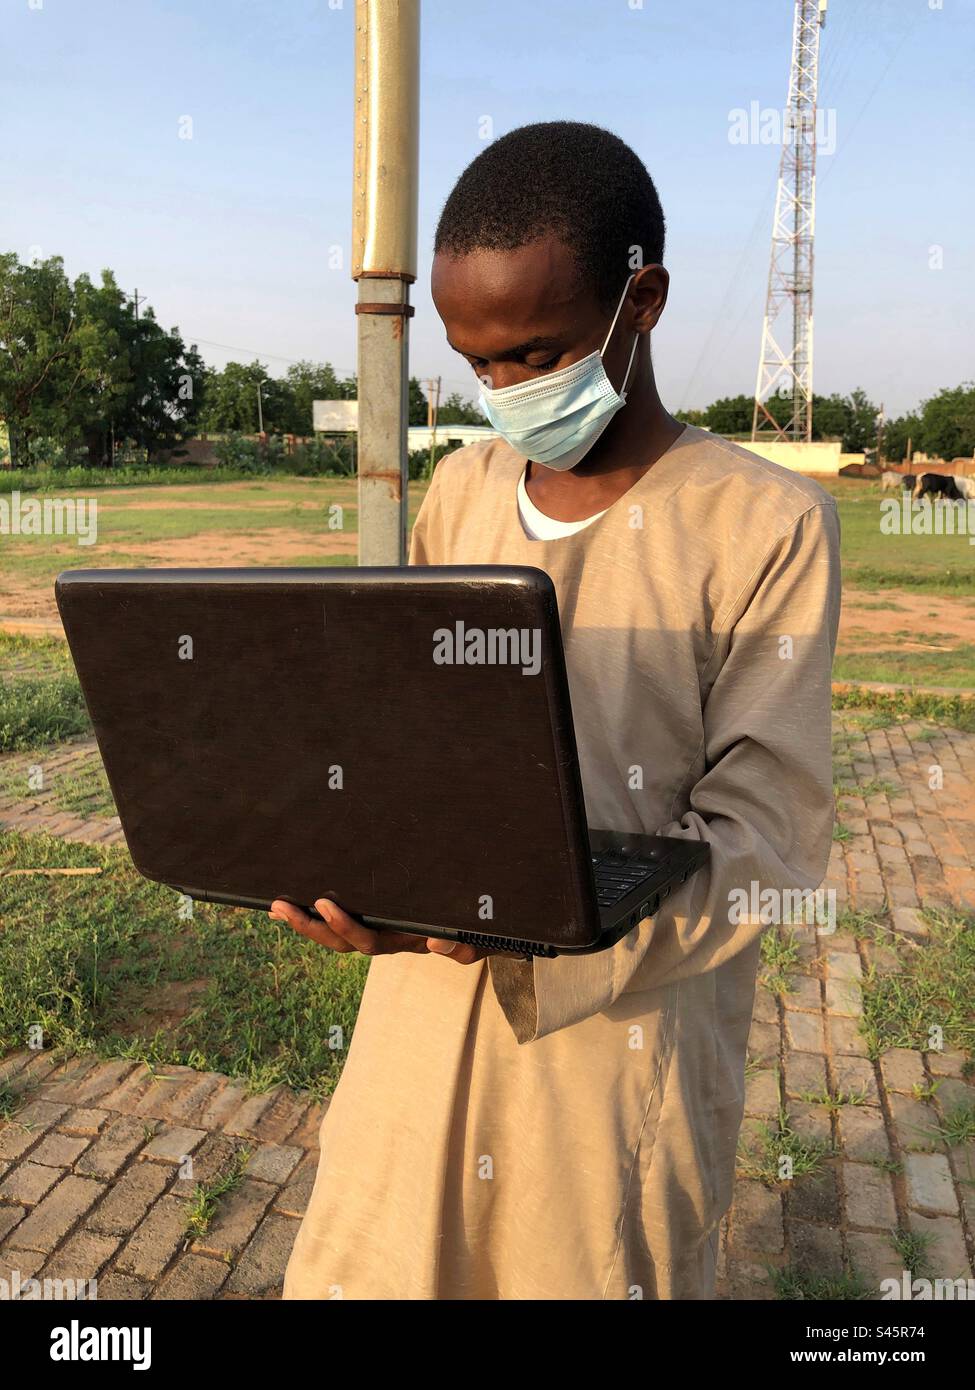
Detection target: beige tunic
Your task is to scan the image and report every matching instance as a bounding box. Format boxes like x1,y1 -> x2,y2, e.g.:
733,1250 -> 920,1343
284,425 -> 841,1300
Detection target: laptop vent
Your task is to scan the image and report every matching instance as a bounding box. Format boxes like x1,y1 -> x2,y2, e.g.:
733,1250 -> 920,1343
455,931 -> 557,958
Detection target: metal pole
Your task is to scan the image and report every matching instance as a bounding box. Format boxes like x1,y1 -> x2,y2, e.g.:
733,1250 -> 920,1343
257,380 -> 266,434
352,0 -> 420,566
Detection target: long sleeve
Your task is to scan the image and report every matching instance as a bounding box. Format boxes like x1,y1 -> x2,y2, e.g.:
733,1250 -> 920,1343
490,500 -> 842,1044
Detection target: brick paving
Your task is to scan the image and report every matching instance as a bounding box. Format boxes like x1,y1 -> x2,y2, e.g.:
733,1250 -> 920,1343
0,737 -> 124,845
0,710 -> 972,1299
0,1054 -> 325,1300
718,713 -> 975,1298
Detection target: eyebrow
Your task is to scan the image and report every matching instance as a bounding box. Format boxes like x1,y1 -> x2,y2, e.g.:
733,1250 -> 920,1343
447,335 -> 561,361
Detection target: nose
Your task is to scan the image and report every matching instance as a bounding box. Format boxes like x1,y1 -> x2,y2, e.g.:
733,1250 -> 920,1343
481,364 -> 536,392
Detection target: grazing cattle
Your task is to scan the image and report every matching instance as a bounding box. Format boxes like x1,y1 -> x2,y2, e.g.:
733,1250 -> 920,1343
881,470 -> 911,491
913,472 -> 965,502
952,474 -> 975,501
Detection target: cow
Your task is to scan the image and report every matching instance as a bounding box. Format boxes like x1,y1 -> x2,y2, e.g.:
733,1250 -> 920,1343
913,472 -> 965,502
881,470 -> 912,491
952,475 -> 975,501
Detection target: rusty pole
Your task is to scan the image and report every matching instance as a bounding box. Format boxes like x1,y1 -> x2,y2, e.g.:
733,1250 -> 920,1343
352,0 -> 420,566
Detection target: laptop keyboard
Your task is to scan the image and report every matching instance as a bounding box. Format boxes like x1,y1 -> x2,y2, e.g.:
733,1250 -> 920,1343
591,853 -> 658,908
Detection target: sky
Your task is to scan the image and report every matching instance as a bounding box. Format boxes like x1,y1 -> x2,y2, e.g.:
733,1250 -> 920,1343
1,0 -> 972,420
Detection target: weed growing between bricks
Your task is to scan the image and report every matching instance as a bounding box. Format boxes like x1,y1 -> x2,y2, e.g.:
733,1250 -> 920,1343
859,908 -> 975,1059
0,829 -> 367,1097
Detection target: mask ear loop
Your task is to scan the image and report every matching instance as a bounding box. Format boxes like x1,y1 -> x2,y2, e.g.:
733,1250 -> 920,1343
600,273 -> 640,402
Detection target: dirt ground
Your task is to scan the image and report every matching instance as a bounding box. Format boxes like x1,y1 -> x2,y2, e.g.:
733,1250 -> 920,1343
841,590 -> 975,654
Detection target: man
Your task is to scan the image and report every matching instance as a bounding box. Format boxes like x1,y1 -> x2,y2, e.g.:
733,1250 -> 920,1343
276,121 -> 840,1300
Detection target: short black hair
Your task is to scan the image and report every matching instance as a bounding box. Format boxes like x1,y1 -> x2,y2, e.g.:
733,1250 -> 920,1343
434,121 -> 665,312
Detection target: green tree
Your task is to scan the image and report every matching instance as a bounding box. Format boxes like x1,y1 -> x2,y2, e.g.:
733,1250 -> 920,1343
436,391 -> 485,426
917,383 -> 975,461
282,360 -> 356,434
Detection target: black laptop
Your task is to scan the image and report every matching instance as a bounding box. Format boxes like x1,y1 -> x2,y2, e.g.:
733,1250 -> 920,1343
55,566 -> 708,957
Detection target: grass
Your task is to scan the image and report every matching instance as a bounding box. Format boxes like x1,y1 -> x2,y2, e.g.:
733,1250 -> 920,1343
0,829 -> 368,1098
737,1108 -> 833,1186
891,1229 -> 934,1281
933,1102 -> 975,1148
759,929 -> 802,997
834,644 -> 975,690
797,1087 -> 869,1113
0,633 -> 90,752
770,1266 -> 872,1300
831,687 -> 975,733
859,907 -> 975,1059
818,477 -> 975,596
184,1146 -> 251,1240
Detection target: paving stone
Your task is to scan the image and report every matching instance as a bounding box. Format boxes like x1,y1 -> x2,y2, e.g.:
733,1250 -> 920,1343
888,1094 -> 944,1152
152,1252 -> 230,1300
891,907 -> 928,939
905,1153 -> 958,1215
244,1144 -> 303,1187
160,1072 -> 227,1125
132,1075 -> 198,1121
87,1162 -> 170,1236
784,1010 -> 825,1055
828,1016 -> 871,1058
782,976 -> 821,1012
787,1101 -> 833,1149
846,1231 -> 906,1290
838,1107 -> 893,1164
751,985 -> 778,1024
0,1161 -> 62,1207
143,1126 -> 207,1164
825,978 -> 863,1016
57,1108 -> 110,1137
744,1067 -> 780,1118
90,1271 -> 148,1300
38,1056 -> 102,1102
273,1153 -> 319,1220
790,1219 -> 844,1277
747,1020 -> 779,1067
728,1179 -> 784,1254
39,1230 -> 120,1286
0,1244 -> 46,1286
76,1114 -> 154,1179
844,1162 -> 898,1229
222,1091 -> 278,1138
783,1052 -> 828,1101
0,1100 -> 69,1160
723,1257 -> 777,1300
832,1057 -> 880,1106
5,1174 -> 105,1253
115,1195 -> 189,1281
198,1082 -> 252,1131
788,1166 -> 841,1225
827,950 -> 863,981
0,1205 -> 26,1243
97,1063 -> 156,1113
926,1049 -> 970,1079
226,1213 -> 300,1295
934,1078 -> 975,1115
27,1132 -> 91,1169
167,1133 -> 244,1197
879,1048 -> 928,1095
191,1178 -> 275,1261
73,1059 -> 139,1105
907,1213 -> 972,1281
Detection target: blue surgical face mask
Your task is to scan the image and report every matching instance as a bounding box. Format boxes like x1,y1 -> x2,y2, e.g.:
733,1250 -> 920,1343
478,274 -> 639,471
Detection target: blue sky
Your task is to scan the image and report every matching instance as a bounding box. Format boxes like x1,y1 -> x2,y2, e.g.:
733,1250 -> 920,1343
1,0 -> 971,418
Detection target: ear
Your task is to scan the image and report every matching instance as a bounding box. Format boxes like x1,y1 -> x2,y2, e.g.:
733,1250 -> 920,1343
629,264 -> 669,333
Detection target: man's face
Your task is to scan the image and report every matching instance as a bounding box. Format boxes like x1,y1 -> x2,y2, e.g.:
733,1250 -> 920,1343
431,233 -> 636,395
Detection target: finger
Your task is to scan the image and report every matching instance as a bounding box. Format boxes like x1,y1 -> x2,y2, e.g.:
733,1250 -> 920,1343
426,937 -> 483,965
270,899 -> 354,952
313,899 -> 426,957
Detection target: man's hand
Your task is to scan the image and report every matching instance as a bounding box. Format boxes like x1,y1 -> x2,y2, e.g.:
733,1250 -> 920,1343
269,897 -> 486,965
